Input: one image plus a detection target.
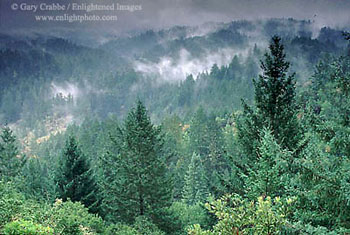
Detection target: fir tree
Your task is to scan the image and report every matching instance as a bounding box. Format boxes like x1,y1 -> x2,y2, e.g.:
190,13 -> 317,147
237,35 -> 299,159
245,128 -> 289,199
182,152 -> 209,205
22,157 -> 54,200
210,64 -> 221,79
0,127 -> 24,181
55,136 -> 99,214
178,75 -> 195,107
103,101 -> 175,231
188,107 -> 209,157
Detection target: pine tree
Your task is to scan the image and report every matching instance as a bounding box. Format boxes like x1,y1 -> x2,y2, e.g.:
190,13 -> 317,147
237,35 -> 299,159
291,47 -> 350,229
178,75 -> 195,107
210,64 -> 221,79
55,136 -> 99,214
293,132 -> 350,229
182,152 -> 209,205
103,101 -> 174,231
0,127 -> 24,181
225,55 -> 241,80
188,107 -> 209,157
187,111 -> 229,197
22,157 -> 54,200
245,128 -> 289,199
206,116 -> 228,196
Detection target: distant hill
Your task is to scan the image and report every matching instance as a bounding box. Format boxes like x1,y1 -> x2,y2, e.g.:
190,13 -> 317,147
0,18 -> 348,132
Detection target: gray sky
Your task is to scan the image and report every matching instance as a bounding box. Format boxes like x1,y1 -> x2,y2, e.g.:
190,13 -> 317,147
1,0 -> 349,36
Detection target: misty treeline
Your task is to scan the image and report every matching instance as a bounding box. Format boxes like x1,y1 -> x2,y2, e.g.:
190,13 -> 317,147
0,19 -> 347,129
1,19 -> 350,234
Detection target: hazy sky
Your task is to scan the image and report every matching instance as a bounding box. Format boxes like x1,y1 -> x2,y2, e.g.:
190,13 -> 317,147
1,0 -> 349,36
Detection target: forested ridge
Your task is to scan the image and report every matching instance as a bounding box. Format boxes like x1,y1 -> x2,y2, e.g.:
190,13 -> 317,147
1,19 -> 350,234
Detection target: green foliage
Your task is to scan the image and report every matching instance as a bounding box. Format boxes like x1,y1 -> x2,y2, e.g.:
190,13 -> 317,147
178,75 -> 195,107
0,182 -> 51,231
101,101 -> 176,232
188,194 -> 295,235
133,216 -> 165,235
182,153 -> 209,205
187,108 -> 210,157
237,35 -> 299,160
169,201 -> 210,233
21,157 -> 54,200
0,127 -> 24,181
288,133 -> 350,230
106,223 -> 140,235
3,220 -> 53,235
161,115 -> 187,199
289,53 -> 350,231
231,37 -> 302,223
2,24 -> 350,235
0,181 -> 106,234
0,181 -> 26,229
186,109 -> 230,197
47,199 -> 105,234
106,216 -> 165,235
54,136 -> 100,213
245,128 -> 290,199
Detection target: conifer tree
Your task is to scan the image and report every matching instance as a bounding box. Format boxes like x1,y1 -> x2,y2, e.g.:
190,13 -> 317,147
182,152 -> 209,205
0,127 -> 24,181
188,107 -> 209,157
103,101 -> 175,231
237,35 -> 299,159
187,111 -> 229,197
22,157 -> 54,200
55,136 -> 99,213
178,75 -> 195,107
210,64 -> 221,79
245,128 -> 289,199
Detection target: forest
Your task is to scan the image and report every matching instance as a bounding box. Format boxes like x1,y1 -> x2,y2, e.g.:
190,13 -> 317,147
1,18 -> 350,234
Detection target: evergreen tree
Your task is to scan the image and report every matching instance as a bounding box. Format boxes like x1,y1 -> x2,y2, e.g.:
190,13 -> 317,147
187,111 -> 229,197
205,116 -> 228,196
178,75 -> 195,107
245,128 -> 289,199
22,157 -> 54,200
210,64 -> 220,79
0,127 -> 24,181
291,132 -> 350,230
291,48 -> 350,230
102,101 -> 175,231
161,115 -> 186,200
225,55 -> 241,80
188,107 -> 209,157
55,136 -> 99,214
237,35 -> 299,159
182,153 -> 209,205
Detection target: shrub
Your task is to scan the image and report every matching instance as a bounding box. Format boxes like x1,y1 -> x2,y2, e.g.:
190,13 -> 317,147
169,202 -> 209,232
0,181 -> 27,229
3,220 -> 53,235
47,199 -> 106,234
188,194 -> 296,234
105,223 -> 140,235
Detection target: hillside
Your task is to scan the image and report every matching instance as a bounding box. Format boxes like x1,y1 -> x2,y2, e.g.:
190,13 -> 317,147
1,16 -> 350,234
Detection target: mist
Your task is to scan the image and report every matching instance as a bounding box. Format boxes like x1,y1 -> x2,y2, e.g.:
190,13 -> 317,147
51,82 -> 81,100
134,47 -> 250,82
1,0 -> 349,42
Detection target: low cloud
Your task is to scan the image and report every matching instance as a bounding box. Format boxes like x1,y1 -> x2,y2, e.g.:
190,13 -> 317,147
134,47 -> 250,82
1,0 -> 349,40
51,82 -> 81,99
